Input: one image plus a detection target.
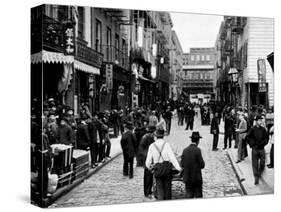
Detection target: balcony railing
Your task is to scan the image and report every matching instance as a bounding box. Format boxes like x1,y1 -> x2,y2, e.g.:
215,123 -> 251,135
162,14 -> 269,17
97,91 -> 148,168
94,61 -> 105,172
224,40 -> 233,52
76,37 -> 103,68
42,15 -> 65,53
231,17 -> 245,34
101,45 -> 129,70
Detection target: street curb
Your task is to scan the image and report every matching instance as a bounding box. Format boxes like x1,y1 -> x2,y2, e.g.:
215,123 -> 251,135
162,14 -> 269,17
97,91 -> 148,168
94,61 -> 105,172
226,151 -> 247,195
46,151 -> 122,208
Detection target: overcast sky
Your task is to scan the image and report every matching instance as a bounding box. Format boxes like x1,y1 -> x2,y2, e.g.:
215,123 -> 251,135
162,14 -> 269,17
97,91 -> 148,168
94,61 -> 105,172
170,12 -> 223,53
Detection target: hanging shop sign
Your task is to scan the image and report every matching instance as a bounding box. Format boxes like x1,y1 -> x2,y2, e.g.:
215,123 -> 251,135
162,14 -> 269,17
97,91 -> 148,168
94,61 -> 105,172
118,85 -> 125,96
100,84 -> 108,95
88,75 -> 95,98
135,80 -> 141,94
105,64 -> 113,90
257,59 -> 267,92
64,22 -> 75,56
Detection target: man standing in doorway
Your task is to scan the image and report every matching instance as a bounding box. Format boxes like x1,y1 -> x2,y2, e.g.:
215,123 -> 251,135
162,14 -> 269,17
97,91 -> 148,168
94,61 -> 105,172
181,132 -> 205,198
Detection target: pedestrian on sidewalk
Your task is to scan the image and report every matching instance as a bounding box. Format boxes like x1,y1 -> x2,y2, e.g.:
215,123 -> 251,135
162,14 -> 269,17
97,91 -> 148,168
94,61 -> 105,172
87,114 -> 102,168
223,107 -> 235,149
267,125 -> 274,168
46,113 -> 58,145
156,113 -> 167,133
120,121 -> 137,179
145,125 -> 181,200
76,117 -> 90,151
210,112 -> 220,151
186,106 -> 195,130
148,111 -> 158,127
56,117 -> 74,146
96,113 -> 106,163
138,126 -> 156,198
181,132 -> 205,198
101,116 -> 111,161
235,112 -> 248,163
246,115 -> 269,185
164,106 -> 173,135
135,121 -> 147,166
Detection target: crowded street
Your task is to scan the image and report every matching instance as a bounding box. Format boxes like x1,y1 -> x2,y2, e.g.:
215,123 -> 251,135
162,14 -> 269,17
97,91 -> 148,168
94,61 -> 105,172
30,4 -> 274,208
50,112 -> 243,208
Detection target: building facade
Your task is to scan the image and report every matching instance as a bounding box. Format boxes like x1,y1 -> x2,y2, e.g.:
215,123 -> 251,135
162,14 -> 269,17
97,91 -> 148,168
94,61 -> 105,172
215,16 -> 274,109
182,48 -> 216,104
170,30 -> 183,101
31,4 -> 181,113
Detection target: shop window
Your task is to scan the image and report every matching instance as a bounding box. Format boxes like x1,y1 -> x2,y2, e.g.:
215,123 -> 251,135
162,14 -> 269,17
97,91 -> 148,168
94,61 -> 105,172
106,27 -> 112,61
115,34 -> 120,62
95,19 -> 102,52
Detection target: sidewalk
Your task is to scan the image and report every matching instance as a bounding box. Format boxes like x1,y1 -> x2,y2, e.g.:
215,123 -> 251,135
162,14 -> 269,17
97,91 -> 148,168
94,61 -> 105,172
219,121 -> 274,195
43,136 -> 122,207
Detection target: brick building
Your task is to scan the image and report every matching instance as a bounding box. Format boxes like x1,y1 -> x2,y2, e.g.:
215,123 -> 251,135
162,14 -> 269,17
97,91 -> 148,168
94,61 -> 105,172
182,48 -> 216,104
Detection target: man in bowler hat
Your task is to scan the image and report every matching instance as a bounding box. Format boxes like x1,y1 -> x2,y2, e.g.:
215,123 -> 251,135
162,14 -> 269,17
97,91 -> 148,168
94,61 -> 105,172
181,131 -> 205,198
120,121 -> 137,178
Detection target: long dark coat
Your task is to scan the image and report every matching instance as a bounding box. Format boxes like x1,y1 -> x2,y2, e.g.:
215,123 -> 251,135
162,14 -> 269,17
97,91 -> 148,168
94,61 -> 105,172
120,130 -> 137,158
137,133 -> 155,167
210,117 -> 219,134
77,123 -> 90,150
88,119 -> 102,144
181,144 -> 205,185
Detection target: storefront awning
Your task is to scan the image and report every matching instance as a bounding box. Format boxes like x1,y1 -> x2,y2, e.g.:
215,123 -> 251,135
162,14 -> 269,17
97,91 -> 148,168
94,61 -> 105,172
31,50 -> 74,64
74,60 -> 100,75
138,75 -> 155,83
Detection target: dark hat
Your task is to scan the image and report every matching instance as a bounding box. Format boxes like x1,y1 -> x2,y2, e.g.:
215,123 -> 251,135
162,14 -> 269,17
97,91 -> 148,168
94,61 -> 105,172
125,121 -> 134,130
254,115 -> 263,120
154,125 -> 165,137
146,125 -> 156,133
190,131 -> 202,139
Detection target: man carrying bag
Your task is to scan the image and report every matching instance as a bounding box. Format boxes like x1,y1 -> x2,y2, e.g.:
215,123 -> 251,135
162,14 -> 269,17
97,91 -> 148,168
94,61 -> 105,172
145,126 -> 181,200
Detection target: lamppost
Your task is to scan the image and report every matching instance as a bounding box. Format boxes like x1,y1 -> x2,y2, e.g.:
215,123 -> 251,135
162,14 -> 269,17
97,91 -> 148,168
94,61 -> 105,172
228,67 -> 239,108
228,67 -> 239,136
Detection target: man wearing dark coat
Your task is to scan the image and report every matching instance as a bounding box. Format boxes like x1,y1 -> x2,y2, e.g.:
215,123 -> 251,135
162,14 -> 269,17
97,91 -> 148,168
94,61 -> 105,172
247,115 -> 269,185
164,106 -> 173,135
87,115 -> 102,167
138,126 -> 156,198
76,117 -> 90,150
120,121 -> 137,178
223,108 -> 235,149
134,121 -> 147,166
56,118 -> 74,145
210,112 -> 220,151
181,132 -> 205,198
185,106 -> 195,130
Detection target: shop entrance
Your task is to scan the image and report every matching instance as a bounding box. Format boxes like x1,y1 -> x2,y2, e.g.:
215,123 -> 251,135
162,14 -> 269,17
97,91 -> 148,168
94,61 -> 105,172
42,63 -> 64,103
248,83 -> 268,109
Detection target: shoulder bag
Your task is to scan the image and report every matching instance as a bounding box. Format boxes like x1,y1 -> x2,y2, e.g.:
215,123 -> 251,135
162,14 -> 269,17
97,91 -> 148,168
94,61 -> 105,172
153,142 -> 173,178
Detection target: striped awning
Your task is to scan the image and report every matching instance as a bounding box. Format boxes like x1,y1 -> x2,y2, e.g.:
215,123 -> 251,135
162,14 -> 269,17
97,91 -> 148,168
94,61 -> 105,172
31,50 -> 100,75
31,50 -> 74,64
74,60 -> 100,75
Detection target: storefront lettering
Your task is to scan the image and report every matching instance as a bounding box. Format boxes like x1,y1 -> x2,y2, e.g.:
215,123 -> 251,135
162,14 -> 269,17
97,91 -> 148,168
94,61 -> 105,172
64,27 -> 75,55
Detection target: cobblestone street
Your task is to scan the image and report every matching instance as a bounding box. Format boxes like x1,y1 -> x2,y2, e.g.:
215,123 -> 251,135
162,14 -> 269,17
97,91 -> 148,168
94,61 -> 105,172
50,112 -> 242,208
